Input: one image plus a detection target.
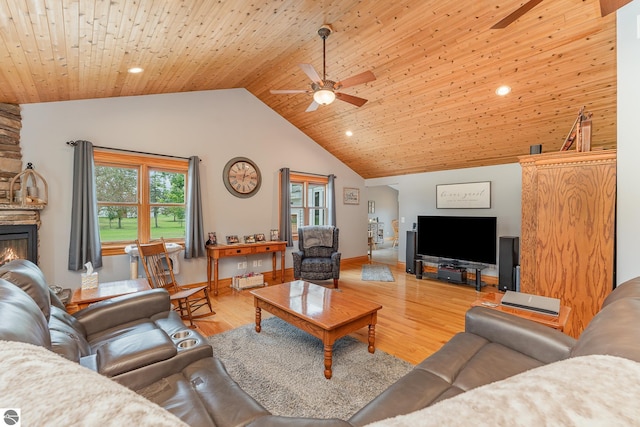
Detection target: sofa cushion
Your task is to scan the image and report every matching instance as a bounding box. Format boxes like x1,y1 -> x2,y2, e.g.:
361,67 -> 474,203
138,357 -> 271,427
571,298 -> 640,362
0,259 -> 52,320
349,332 -> 545,426
0,279 -> 51,348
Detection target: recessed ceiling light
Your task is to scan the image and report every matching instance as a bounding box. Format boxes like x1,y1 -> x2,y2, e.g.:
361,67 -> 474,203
128,67 -> 144,74
495,85 -> 511,96
345,130 -> 353,137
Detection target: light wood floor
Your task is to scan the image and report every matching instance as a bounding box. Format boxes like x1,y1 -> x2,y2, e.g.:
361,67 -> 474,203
191,258 -> 498,366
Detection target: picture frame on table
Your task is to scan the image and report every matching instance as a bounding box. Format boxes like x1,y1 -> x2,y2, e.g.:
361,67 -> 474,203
206,231 -> 217,246
270,229 -> 280,241
343,187 -> 360,205
226,235 -> 239,244
255,233 -> 266,242
244,235 -> 256,244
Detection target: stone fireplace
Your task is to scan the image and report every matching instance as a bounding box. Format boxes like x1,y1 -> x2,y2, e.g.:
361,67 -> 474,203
0,208 -> 40,266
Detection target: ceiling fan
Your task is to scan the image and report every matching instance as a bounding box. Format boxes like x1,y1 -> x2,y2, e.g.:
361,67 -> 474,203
491,0 -> 632,29
270,25 -> 376,112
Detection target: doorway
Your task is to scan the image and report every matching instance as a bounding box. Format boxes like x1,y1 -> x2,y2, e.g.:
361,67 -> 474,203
365,185 -> 399,265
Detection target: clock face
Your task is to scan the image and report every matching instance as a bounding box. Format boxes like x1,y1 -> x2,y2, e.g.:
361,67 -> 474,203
223,157 -> 262,198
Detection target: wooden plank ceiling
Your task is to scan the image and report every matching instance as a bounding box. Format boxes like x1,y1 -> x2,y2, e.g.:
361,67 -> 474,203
0,0 -> 617,178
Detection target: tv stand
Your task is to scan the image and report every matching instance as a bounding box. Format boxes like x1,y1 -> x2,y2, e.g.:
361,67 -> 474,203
437,264 -> 467,284
422,258 -> 488,291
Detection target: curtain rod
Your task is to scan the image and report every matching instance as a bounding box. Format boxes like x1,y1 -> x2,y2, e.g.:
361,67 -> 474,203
285,169 -> 336,179
66,140 -> 194,161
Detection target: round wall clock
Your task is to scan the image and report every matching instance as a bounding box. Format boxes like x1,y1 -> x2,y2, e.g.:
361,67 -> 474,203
222,157 -> 262,198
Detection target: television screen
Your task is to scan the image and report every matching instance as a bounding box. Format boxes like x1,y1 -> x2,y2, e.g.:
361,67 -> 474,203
416,216 -> 497,265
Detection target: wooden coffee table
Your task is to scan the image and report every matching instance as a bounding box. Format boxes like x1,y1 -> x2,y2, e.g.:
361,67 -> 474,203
251,281 -> 382,379
67,278 -> 151,313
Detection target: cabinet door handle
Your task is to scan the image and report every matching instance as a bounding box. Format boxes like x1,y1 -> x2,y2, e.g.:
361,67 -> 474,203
265,246 -> 270,250
236,249 -> 241,254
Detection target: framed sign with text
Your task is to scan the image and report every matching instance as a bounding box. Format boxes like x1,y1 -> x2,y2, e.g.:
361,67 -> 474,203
436,181 -> 491,209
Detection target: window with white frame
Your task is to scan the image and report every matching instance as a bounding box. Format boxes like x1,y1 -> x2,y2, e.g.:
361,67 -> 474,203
289,173 -> 328,237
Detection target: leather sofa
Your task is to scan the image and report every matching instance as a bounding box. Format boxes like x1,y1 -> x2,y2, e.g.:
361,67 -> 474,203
349,276 -> 640,425
2,256 -> 640,426
0,259 -> 347,427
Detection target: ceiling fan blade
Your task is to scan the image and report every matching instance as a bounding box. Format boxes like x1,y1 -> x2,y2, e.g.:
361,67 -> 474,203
305,100 -> 320,112
299,63 -> 323,85
599,0 -> 632,16
335,70 -> 376,90
335,92 -> 368,108
491,0 -> 545,29
270,89 -> 310,94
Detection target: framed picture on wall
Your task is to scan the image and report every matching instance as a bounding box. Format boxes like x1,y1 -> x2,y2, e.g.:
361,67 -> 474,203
343,187 -> 360,205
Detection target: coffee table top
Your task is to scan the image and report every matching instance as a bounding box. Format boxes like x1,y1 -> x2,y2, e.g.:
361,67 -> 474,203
251,281 -> 382,330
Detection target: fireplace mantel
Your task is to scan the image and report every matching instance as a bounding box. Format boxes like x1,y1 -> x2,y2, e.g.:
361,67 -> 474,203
0,206 -> 41,227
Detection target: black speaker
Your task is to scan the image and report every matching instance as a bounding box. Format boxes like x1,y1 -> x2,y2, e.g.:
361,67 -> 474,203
499,236 -> 520,292
406,230 -> 417,274
530,144 -> 542,154
415,260 -> 423,279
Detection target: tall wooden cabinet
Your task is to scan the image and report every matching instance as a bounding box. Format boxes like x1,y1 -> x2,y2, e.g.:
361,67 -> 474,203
519,150 -> 616,338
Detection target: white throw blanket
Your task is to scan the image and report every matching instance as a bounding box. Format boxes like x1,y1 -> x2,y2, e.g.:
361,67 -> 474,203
302,226 -> 334,248
0,341 -> 187,426
366,355 -> 640,426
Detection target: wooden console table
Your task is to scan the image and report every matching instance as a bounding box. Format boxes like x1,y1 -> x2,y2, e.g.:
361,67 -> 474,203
207,241 -> 287,295
471,292 -> 571,332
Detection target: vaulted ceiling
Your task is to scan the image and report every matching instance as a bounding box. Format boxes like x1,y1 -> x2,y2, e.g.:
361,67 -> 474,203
0,0 -> 619,178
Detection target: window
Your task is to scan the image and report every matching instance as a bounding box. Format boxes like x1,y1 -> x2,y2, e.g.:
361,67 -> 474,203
289,173 -> 328,237
94,151 -> 188,254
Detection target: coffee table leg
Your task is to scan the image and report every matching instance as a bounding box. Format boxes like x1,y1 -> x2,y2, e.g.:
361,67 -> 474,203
368,324 -> 376,353
255,307 -> 262,333
324,344 -> 333,379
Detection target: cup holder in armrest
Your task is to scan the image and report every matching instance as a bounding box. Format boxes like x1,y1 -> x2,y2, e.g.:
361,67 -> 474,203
171,330 -> 192,340
177,338 -> 199,349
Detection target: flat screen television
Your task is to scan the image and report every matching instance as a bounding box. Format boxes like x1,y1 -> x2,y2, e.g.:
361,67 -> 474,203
416,215 -> 497,265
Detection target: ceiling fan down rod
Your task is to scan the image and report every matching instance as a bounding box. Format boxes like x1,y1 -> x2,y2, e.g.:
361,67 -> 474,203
318,25 -> 332,81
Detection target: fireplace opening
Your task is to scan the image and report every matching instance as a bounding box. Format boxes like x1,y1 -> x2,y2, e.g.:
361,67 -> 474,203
0,224 -> 38,266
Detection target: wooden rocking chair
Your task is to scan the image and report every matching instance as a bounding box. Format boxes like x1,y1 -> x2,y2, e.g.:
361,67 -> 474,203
136,239 -> 214,328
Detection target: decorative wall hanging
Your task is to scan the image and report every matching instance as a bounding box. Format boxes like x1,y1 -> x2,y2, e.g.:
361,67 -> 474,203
436,181 -> 491,209
343,187 -> 360,205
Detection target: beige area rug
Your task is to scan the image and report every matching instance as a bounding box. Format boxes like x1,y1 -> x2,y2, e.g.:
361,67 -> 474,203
361,264 -> 395,282
207,317 -> 413,419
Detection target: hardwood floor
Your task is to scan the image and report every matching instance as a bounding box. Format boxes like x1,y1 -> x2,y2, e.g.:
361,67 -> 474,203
191,258 -> 498,365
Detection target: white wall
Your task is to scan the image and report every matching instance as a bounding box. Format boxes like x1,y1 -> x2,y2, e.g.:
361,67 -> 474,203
616,0 -> 640,283
20,89 -> 366,289
366,163 -> 522,278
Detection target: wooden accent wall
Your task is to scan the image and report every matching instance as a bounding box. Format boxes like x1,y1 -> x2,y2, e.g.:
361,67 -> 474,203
0,103 -> 22,203
519,150 -> 616,338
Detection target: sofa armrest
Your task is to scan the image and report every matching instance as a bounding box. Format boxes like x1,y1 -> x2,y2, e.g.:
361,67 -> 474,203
465,306 -> 576,363
74,288 -> 172,336
96,329 -> 177,377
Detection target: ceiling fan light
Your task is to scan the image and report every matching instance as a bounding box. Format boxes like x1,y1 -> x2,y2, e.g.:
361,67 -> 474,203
314,89 -> 336,105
